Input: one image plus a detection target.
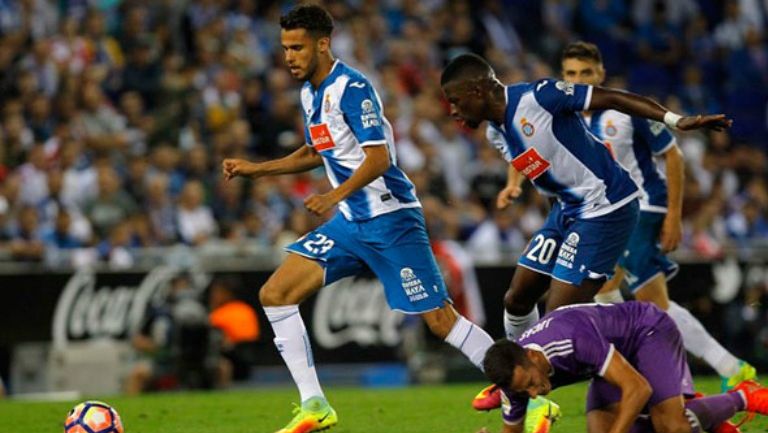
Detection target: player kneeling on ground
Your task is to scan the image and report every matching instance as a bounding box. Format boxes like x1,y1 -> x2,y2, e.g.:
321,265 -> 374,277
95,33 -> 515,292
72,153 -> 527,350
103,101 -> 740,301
478,302 -> 768,433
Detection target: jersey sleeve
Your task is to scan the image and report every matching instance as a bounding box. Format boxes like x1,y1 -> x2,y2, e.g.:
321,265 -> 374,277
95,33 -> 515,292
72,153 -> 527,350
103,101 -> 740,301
340,78 -> 387,146
486,125 -> 513,162
533,79 -> 593,114
501,388 -> 529,425
633,117 -> 676,155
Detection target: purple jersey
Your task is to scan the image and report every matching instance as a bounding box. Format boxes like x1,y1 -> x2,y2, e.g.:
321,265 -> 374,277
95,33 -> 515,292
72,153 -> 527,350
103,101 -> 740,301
502,302 -> 671,425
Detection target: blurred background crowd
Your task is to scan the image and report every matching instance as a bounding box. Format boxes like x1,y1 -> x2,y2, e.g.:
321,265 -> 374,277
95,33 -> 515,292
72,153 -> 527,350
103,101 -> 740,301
0,0 -> 767,268
1,0 -> 768,394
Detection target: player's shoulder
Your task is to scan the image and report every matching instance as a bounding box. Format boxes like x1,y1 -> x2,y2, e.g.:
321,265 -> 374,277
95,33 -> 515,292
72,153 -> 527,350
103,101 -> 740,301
336,62 -> 373,92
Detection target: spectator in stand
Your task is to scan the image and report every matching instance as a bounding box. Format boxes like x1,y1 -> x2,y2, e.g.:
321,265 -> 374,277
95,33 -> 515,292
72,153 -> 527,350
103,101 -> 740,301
176,180 -> 216,246
84,166 -> 138,239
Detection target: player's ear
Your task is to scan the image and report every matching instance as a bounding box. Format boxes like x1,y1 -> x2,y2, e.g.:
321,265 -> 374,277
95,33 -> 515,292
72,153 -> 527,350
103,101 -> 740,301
597,64 -> 606,85
316,36 -> 331,54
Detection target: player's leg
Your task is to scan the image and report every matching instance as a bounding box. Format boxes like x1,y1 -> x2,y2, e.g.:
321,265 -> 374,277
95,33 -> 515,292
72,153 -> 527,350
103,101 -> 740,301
260,254 -> 325,402
421,302 -> 492,370
358,209 -> 494,371
547,200 -> 639,312
267,215 -> 365,433
627,211 -> 755,388
503,202 -> 563,340
594,266 -> 625,304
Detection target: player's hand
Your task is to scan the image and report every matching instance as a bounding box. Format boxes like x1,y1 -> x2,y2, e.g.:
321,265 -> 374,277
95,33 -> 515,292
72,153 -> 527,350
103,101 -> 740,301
304,193 -> 338,215
222,158 -> 257,180
660,213 -> 683,252
497,185 -> 523,209
677,114 -> 732,132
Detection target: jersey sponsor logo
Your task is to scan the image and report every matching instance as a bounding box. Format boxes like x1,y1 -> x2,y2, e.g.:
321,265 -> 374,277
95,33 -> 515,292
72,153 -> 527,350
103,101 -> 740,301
400,267 -> 428,302
349,81 -> 366,88
565,232 -> 580,247
309,123 -> 336,151
555,80 -> 575,95
511,147 -> 551,180
521,117 -> 536,137
360,99 -> 380,128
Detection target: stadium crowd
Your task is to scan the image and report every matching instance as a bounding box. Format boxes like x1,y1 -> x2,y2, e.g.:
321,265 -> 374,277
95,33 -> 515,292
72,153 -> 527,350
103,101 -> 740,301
0,0 -> 766,268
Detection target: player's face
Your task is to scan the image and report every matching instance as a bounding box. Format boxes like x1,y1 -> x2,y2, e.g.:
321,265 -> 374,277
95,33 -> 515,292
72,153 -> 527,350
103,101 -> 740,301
510,364 -> 552,398
281,28 -> 326,81
442,81 -> 486,129
561,58 -> 605,86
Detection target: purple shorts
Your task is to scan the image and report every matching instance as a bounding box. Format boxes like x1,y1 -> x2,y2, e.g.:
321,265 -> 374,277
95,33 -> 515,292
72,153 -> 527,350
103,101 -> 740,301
586,312 -> 694,412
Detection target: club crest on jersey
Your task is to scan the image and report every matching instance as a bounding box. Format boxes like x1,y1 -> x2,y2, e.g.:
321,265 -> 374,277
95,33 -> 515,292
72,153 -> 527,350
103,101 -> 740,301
520,117 -> 536,137
605,121 -> 617,137
324,94 -> 332,113
309,123 -> 336,152
511,147 -> 551,181
555,80 -> 575,95
400,267 -> 428,302
565,232 -> 580,247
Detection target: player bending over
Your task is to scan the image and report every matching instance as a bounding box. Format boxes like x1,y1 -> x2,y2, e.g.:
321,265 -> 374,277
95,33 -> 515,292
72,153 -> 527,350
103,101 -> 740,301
480,302 -> 768,433
560,41 -> 756,391
440,53 -> 732,411
223,5 -> 497,433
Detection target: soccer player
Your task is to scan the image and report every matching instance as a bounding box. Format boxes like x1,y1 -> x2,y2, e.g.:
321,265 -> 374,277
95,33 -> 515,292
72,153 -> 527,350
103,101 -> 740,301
222,6 -> 496,433
560,41 -> 756,391
440,53 -> 731,410
480,302 -> 768,433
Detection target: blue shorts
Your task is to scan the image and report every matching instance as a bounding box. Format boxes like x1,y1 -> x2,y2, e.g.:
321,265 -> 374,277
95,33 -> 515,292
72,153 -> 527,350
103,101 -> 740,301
285,208 -> 450,314
517,199 -> 639,286
617,211 -> 679,293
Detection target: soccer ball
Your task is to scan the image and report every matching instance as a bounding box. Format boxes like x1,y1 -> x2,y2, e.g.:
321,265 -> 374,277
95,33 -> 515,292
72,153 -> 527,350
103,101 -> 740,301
64,401 -> 124,433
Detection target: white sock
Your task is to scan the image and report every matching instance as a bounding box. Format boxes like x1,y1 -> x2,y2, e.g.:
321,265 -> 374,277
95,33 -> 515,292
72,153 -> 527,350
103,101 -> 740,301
594,289 -> 624,304
264,305 -> 325,402
444,315 -> 494,371
667,301 -> 741,377
504,307 -> 539,341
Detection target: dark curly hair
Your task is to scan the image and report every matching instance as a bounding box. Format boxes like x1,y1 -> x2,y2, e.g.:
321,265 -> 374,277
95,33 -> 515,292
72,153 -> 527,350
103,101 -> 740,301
561,41 -> 602,64
279,4 -> 334,38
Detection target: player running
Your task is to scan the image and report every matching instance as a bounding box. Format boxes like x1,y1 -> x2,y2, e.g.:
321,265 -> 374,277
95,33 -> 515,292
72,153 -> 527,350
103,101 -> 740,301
222,6 -> 497,433
480,302 -> 768,433
560,41 -> 756,392
439,53 -> 732,411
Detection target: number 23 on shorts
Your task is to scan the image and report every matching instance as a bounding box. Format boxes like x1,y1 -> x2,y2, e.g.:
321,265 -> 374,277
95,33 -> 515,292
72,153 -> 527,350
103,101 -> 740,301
303,233 -> 335,255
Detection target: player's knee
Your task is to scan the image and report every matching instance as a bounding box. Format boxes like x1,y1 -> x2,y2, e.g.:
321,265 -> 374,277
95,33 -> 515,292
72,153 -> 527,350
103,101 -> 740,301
503,288 -> 536,316
258,282 -> 289,306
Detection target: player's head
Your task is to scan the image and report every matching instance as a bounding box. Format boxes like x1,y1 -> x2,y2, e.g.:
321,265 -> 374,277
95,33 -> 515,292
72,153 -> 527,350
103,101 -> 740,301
561,41 -> 605,86
483,340 -> 552,398
280,4 -> 334,81
441,53 -> 499,129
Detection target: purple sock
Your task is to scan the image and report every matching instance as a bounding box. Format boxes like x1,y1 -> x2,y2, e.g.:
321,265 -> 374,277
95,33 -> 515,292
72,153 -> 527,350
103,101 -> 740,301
685,393 -> 745,432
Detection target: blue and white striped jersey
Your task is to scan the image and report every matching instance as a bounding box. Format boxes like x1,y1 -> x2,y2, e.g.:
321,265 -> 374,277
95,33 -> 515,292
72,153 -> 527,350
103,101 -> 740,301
486,79 -> 639,219
586,110 -> 675,213
300,61 -> 419,221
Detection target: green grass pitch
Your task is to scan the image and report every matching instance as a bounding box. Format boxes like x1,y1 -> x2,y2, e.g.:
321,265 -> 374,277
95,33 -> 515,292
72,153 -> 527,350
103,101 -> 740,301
1,378 -> 767,433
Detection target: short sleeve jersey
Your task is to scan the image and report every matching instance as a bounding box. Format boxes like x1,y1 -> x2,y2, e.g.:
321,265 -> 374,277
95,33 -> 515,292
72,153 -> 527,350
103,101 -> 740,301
587,110 -> 676,213
300,61 -> 420,221
486,79 -> 639,219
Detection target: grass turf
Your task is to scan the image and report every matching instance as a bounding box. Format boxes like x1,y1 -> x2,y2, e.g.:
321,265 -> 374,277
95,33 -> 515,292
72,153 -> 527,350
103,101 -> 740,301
1,378 -> 767,433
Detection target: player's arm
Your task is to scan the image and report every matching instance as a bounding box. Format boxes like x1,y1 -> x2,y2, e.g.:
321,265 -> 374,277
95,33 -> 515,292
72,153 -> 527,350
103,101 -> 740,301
304,144 -> 390,215
222,145 -> 323,180
497,164 -> 525,210
588,87 -> 732,132
601,349 -> 653,433
661,145 -> 684,251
